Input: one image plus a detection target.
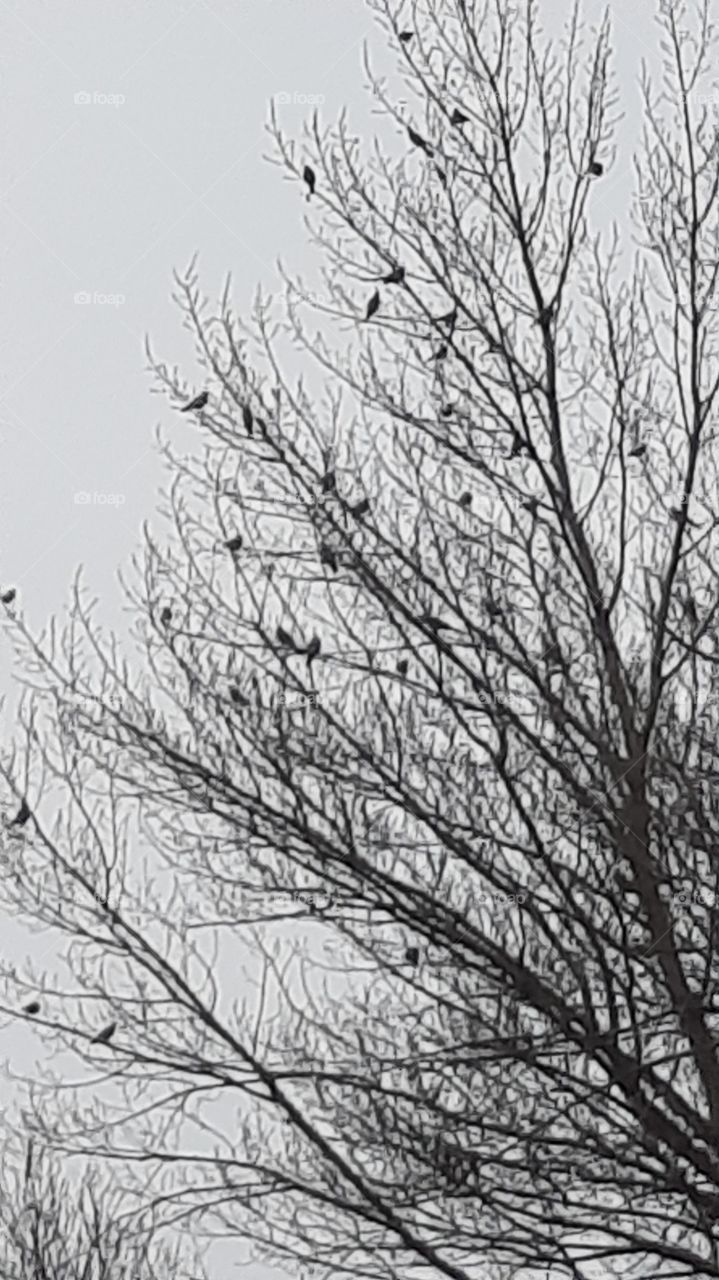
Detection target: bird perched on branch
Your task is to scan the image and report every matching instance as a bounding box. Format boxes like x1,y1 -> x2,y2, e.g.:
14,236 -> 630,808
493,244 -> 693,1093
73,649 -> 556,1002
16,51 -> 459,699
224,534 -> 243,553
459,492 -> 472,508
364,290 -> 380,321
588,160 -> 604,177
408,126 -> 433,155
277,627 -> 296,649
433,343 -> 449,362
321,469 -> 336,493
521,497 -> 539,516
9,799 -> 31,827
181,391 -> 208,413
22,1000 -> 40,1015
628,443 -> 647,459
306,636 -> 321,666
397,659 -> 409,676
436,306 -> 458,330
89,1021 -> 116,1046
405,946 -> 419,966
509,432 -> 529,459
451,108 -> 470,126
228,685 -> 250,707
303,164 -> 316,198
160,606 -> 172,628
381,265 -> 405,285
350,497 -> 370,518
242,404 -> 254,437
320,544 -> 338,572
398,29 -> 414,43
1,588 -> 16,605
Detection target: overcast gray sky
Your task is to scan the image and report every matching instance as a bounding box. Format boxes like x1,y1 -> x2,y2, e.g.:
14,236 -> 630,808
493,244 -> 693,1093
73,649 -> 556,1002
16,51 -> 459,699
0,0 -> 674,1275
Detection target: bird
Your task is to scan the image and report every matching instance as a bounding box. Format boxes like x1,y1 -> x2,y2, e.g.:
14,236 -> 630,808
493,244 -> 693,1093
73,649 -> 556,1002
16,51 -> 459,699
433,343 -> 449,361
509,432 -> 528,459
22,1000 -> 40,1015
364,290 -> 380,321
381,265 -> 405,285
459,492 -> 472,508
408,126 -> 433,155
9,799 -> 31,828
160,606 -> 172,628
89,1022 -> 116,1046
398,30 -> 414,43
1,588 -> 16,605
277,627 -> 295,648
521,497 -> 539,516
588,160 -> 604,177
405,946 -> 419,965
321,470 -> 336,493
420,613 -> 451,633
440,405 -> 454,418
181,391 -> 208,413
397,659 -> 409,676
224,534 -> 243,553
242,404 -> 254,437
451,108 -> 470,126
303,164 -> 316,198
350,497 -> 370,518
628,443 -> 647,459
228,685 -> 249,707
486,599 -> 503,620
436,306 -> 458,330
306,636 -> 321,666
320,544 -> 338,572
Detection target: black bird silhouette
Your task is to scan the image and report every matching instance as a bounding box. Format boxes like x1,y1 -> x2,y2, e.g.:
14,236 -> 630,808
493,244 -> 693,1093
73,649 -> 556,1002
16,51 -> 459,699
242,404 -> 254,437
181,391 -> 208,413
509,432 -> 528,459
588,160 -> 604,177
405,946 -> 419,965
364,290 -> 381,321
433,344 -> 449,361
23,1000 -> 40,1015
382,265 -> 405,285
439,405 -> 454,419
229,685 -> 249,707
628,443 -> 647,459
408,126 -> 433,155
9,799 -> 30,828
306,636 -> 321,666
277,627 -> 295,648
420,613 -> 450,633
1,588 -> 16,605
225,534 -> 243,553
397,659 -> 409,676
160,606 -> 172,628
350,497 -> 370,518
320,544 -> 338,572
451,108 -> 470,126
486,599 -> 503,620
89,1021 -> 116,1046
398,30 -> 414,43
436,306 -> 458,329
459,492 -> 472,508
521,497 -> 539,516
303,164 -> 316,198
321,470 -> 336,493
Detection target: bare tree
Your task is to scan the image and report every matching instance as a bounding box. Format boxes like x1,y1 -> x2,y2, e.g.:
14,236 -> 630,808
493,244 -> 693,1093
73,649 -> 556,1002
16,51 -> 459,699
3,1 -> 719,1278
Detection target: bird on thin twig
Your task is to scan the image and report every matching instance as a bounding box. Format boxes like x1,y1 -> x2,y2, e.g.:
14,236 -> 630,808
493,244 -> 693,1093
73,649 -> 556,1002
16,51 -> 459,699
381,265 -> 405,285
225,534 -> 243,553
433,343 -> 448,362
398,30 -> 414,43
350,497 -> 370,518
451,108 -> 470,126
160,606 -> 172,628
181,391 -> 208,413
588,160 -> 604,177
229,685 -> 250,707
1,588 -> 16,605
509,432 -> 528,459
321,469 -> 336,493
397,659 -> 409,676
405,947 -> 419,966
487,599 -> 503,620
364,290 -> 380,321
9,799 -> 31,828
277,627 -> 295,649
521,497 -> 539,516
436,306 -> 458,329
22,1000 -> 40,1015
320,544 -> 338,572
408,126 -> 433,155
303,165 -> 316,198
242,404 -> 254,437
628,442 -> 647,459
459,492 -> 472,508
306,636 -> 321,667
89,1022 -> 116,1046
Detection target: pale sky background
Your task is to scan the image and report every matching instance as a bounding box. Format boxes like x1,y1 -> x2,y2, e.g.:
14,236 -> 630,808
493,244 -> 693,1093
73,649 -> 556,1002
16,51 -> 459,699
0,0 -> 677,1276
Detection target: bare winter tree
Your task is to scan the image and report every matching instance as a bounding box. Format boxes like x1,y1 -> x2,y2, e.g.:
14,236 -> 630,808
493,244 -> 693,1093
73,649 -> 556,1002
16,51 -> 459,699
4,1 -> 719,1277
0,1140 -> 198,1280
